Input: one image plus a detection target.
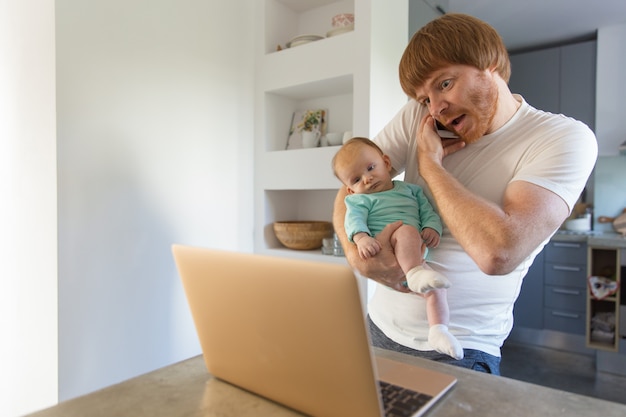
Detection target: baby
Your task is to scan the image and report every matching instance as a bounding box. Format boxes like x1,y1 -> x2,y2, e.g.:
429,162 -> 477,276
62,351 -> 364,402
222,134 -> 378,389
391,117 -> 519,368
332,137 -> 463,360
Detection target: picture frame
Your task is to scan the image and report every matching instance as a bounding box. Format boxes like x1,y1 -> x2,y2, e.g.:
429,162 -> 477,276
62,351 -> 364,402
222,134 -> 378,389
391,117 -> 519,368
286,109 -> 327,150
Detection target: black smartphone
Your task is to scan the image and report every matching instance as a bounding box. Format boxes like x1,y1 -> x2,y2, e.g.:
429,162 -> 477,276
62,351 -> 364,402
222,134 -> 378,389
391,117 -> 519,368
436,120 -> 458,138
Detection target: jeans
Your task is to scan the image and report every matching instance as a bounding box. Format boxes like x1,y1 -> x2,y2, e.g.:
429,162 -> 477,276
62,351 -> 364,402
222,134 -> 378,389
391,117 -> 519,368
367,315 -> 501,375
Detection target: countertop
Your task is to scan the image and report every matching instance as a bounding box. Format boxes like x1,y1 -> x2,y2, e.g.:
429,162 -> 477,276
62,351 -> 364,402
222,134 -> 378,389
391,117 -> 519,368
553,230 -> 626,248
26,348 -> 626,417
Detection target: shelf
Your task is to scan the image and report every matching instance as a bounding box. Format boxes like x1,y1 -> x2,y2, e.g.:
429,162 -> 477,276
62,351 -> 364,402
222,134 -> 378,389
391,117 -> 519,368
259,147 -> 343,189
586,246 -> 622,352
254,0 -> 409,271
264,0 -> 355,55
263,75 -> 353,152
259,247 -> 348,265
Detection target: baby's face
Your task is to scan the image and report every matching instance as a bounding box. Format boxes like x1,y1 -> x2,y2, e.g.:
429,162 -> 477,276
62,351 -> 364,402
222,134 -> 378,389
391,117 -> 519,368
337,146 -> 393,195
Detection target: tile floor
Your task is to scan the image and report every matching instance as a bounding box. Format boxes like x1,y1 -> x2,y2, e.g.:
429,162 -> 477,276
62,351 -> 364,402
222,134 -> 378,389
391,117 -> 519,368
500,341 -> 626,405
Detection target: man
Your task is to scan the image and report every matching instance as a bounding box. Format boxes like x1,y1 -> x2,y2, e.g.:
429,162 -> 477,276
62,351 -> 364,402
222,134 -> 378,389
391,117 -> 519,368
333,14 -> 597,374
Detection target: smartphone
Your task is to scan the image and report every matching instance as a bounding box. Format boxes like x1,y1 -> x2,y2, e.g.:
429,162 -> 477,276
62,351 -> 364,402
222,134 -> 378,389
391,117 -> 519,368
436,120 -> 458,138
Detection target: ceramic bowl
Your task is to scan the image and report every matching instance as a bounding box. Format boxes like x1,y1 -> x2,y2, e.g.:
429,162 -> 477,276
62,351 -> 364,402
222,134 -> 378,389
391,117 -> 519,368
564,217 -> 590,232
273,221 -> 334,250
332,13 -> 354,28
325,132 -> 343,146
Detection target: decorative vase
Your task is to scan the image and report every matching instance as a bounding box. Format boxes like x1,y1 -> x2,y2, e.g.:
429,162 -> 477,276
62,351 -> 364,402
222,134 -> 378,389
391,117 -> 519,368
302,131 -> 321,148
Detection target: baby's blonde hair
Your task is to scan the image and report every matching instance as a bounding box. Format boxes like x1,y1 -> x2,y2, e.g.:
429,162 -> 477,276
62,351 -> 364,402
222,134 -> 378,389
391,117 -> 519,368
331,137 -> 385,180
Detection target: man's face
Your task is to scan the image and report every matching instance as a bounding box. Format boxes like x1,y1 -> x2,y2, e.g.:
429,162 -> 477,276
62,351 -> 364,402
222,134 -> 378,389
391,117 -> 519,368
414,65 -> 498,144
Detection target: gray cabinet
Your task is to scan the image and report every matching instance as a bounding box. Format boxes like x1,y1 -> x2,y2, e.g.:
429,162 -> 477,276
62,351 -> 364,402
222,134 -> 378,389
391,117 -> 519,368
543,241 -> 588,335
509,40 -> 596,130
514,251 -> 544,329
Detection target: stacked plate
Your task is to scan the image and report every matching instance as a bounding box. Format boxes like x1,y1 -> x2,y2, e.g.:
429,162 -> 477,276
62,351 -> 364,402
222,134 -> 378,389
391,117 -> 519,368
326,23 -> 354,37
286,34 -> 324,48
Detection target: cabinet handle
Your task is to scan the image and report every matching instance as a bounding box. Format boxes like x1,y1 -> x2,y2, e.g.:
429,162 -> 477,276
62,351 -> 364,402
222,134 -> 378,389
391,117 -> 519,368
552,242 -> 582,249
551,288 -> 581,296
551,311 -> 580,319
551,265 -> 582,272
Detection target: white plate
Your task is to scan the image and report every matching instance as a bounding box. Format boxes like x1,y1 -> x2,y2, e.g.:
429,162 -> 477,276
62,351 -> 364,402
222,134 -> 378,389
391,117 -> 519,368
286,34 -> 324,48
326,24 -> 354,37
287,35 -> 323,48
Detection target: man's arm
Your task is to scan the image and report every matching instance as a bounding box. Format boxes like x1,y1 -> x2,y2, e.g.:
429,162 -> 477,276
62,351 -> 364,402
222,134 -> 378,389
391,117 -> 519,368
333,187 -> 408,292
417,115 -> 569,275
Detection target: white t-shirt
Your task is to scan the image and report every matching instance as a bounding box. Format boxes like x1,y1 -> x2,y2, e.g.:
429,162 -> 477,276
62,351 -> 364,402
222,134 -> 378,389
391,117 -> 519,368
368,96 -> 597,357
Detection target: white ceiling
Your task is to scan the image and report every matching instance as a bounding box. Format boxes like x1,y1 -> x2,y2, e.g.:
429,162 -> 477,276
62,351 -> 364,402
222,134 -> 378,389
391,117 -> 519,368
441,0 -> 626,51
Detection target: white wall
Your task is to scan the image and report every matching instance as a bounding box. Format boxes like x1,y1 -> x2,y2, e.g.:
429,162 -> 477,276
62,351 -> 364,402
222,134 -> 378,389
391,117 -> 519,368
0,1 -> 58,416
55,0 -> 254,404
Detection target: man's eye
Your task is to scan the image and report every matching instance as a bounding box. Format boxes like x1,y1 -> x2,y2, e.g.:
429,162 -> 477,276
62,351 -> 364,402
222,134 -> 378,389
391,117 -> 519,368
441,79 -> 451,89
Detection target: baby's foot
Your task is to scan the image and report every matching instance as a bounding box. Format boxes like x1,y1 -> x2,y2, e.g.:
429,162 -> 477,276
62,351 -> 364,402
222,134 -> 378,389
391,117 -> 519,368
428,324 -> 464,360
406,266 -> 450,293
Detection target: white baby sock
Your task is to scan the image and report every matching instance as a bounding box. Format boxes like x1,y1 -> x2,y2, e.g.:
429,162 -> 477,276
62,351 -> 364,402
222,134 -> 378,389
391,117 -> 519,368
405,265 -> 451,293
428,324 -> 464,360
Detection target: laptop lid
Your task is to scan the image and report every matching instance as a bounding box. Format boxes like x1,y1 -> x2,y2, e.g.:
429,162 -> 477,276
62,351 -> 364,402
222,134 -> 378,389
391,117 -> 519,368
172,245 -> 455,417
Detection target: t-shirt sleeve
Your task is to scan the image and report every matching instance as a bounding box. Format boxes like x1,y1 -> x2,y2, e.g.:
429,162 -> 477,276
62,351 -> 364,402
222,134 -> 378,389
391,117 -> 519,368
512,117 -> 597,211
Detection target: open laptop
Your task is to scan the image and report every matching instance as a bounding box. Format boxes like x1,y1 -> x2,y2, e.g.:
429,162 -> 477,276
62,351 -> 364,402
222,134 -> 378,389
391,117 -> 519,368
172,245 -> 456,417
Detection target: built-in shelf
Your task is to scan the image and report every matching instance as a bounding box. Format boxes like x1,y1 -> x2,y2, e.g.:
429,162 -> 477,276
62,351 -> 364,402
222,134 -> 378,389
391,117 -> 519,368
254,0 -> 408,265
587,246 -> 622,352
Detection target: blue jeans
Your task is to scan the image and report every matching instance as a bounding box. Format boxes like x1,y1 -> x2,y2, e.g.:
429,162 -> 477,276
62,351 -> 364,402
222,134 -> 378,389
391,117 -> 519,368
367,316 -> 501,375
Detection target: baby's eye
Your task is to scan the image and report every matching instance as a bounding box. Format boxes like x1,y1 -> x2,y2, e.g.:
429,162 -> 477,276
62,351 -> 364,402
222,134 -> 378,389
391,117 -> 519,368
351,177 -> 361,185
367,164 -> 375,172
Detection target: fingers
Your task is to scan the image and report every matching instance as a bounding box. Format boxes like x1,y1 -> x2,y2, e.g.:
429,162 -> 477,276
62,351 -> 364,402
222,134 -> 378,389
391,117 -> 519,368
376,220 -> 403,244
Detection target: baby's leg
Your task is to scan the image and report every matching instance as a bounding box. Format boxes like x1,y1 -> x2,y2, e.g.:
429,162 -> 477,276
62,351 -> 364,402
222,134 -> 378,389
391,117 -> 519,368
406,263 -> 450,293
390,224 -> 450,292
425,289 -> 464,360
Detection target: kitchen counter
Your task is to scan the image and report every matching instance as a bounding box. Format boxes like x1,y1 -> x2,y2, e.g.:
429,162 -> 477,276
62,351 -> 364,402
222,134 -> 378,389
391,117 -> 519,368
553,230 -> 626,248
26,348 -> 626,417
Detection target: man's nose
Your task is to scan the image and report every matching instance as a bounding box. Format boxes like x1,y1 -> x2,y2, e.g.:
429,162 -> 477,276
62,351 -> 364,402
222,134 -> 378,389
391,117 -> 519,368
430,96 -> 448,117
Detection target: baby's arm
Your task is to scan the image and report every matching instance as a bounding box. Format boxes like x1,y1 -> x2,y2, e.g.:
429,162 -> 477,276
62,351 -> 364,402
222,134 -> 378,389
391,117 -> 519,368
353,232 -> 382,259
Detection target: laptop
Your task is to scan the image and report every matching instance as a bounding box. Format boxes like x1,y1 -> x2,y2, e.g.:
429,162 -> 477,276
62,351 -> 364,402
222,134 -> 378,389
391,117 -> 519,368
172,245 -> 456,417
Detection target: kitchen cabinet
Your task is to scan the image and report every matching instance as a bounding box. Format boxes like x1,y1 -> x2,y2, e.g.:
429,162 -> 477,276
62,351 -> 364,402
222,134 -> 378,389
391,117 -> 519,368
543,241 -> 588,335
514,251 -> 544,329
253,0 -> 408,267
587,246 -> 622,351
509,40 -> 596,131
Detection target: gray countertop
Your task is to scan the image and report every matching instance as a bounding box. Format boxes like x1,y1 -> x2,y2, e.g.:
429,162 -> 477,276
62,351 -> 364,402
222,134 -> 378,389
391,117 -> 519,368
553,230 -> 626,248
26,348 -> 626,417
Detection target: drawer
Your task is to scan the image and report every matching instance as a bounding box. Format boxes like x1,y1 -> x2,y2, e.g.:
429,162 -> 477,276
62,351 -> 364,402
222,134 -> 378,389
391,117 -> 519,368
544,241 -> 587,265
544,285 -> 586,311
543,308 -> 586,334
543,262 -> 587,288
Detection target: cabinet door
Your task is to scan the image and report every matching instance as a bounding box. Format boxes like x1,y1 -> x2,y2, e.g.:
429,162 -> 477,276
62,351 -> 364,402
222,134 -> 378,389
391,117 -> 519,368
560,41 -> 596,130
514,251 -> 544,329
509,47 -> 560,114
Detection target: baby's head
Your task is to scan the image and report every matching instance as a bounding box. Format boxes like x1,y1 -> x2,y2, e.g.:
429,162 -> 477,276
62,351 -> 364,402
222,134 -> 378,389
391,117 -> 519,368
332,137 -> 393,195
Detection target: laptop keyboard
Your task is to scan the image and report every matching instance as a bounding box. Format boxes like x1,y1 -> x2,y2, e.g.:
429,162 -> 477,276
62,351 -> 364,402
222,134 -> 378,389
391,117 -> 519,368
379,380 -> 433,417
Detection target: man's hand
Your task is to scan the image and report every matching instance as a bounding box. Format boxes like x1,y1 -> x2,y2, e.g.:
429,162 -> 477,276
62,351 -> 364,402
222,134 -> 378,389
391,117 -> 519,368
366,221 -> 410,292
418,115 -> 465,169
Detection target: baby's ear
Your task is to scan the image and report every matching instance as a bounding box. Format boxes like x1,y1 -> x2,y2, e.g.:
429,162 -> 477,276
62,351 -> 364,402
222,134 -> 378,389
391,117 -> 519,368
383,155 -> 392,171
346,187 -> 355,195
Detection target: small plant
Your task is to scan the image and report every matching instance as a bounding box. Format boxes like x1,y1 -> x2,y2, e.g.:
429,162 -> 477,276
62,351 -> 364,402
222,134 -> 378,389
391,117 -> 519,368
296,109 -> 324,132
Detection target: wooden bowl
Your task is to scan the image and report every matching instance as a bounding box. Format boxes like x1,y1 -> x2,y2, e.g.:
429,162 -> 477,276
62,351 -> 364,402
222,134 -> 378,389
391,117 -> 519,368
273,221 -> 333,250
